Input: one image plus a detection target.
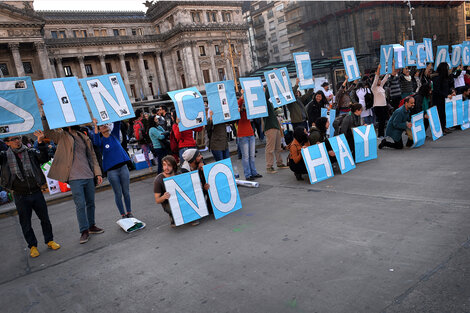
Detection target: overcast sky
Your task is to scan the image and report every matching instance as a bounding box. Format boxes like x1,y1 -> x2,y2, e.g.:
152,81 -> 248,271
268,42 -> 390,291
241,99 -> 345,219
34,0 -> 147,11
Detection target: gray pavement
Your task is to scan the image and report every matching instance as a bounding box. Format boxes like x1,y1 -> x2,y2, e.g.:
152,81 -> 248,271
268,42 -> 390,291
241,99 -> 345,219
1,130 -> 470,313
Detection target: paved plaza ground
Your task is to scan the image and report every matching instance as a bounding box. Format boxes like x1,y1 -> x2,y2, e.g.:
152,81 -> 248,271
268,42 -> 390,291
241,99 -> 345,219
1,130 -> 469,313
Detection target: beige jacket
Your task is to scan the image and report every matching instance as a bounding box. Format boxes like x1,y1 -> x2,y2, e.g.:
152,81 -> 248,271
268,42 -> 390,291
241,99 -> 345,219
42,119 -> 102,183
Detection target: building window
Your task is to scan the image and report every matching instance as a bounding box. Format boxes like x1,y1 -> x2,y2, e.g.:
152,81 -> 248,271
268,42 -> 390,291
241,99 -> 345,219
218,68 -> 225,81
155,25 -> 160,34
132,28 -> 143,36
22,62 -> 33,74
51,31 -> 58,38
230,44 -> 236,53
276,4 -> 284,11
119,29 -> 126,36
278,16 -> 284,23
58,31 -> 66,38
130,84 -> 136,98
0,63 -> 9,76
191,11 -> 201,23
85,64 -> 93,75
73,30 -> 87,38
203,69 -> 211,83
207,11 -> 217,22
199,46 -> 206,56
267,9 -> 274,19
271,34 -> 277,42
105,62 -> 113,74
222,12 -> 231,22
94,29 -> 107,37
269,21 -> 275,30
144,60 -> 149,70
273,45 -> 279,54
176,50 -> 181,61
125,61 -> 132,71
64,66 -> 73,77
113,29 -> 120,36
181,74 -> 186,88
215,45 -> 221,55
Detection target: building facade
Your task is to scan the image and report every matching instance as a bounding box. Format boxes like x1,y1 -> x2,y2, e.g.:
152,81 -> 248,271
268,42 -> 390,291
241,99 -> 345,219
0,0 -> 251,101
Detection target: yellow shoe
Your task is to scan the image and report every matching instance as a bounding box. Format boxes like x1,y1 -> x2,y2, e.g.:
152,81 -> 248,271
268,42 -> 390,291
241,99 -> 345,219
30,246 -> 39,258
47,241 -> 61,250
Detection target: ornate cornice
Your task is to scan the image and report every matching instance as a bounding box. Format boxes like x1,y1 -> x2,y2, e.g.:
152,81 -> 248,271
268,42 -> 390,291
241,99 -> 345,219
146,1 -> 241,21
0,3 -> 45,24
38,10 -> 147,25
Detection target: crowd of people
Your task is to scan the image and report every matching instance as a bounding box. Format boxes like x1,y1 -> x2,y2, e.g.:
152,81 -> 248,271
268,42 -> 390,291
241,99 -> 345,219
0,60 -> 466,258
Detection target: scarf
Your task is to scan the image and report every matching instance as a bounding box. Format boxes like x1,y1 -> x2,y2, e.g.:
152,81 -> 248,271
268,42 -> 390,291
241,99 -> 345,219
6,145 -> 33,182
404,75 -> 412,82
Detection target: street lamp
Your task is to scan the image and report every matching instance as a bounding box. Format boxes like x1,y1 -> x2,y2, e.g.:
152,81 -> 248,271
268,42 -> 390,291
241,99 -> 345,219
220,32 -> 242,92
405,0 -> 415,41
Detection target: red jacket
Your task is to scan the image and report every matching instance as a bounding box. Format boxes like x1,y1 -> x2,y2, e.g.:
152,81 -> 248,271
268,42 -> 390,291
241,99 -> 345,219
172,123 -> 203,149
237,97 -> 254,137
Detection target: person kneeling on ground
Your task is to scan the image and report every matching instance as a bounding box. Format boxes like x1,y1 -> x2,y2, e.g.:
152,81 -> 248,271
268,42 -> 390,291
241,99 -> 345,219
379,96 -> 415,149
154,155 -> 179,228
287,126 -> 310,181
338,103 -> 363,157
308,117 -> 336,164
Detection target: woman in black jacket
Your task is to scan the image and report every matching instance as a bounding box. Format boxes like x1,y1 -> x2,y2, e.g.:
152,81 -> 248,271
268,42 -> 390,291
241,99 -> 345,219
432,62 -> 452,133
306,91 -> 328,127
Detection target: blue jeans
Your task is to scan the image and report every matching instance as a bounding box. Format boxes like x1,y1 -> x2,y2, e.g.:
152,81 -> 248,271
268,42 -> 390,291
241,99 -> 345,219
363,115 -> 374,125
107,164 -> 131,216
239,135 -> 258,179
69,178 -> 96,233
212,148 -> 230,161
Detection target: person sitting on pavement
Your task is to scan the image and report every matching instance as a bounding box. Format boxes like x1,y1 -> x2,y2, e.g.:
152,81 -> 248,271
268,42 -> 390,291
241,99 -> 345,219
38,100 -> 104,245
339,103 -> 364,156
379,96 -> 415,150
91,118 -> 133,220
308,117 -> 336,163
0,131 -> 60,258
288,126 -> 310,181
154,155 -> 180,228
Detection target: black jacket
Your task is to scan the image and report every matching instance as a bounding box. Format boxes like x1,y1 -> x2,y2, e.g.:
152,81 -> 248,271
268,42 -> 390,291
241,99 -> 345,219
0,143 -> 49,194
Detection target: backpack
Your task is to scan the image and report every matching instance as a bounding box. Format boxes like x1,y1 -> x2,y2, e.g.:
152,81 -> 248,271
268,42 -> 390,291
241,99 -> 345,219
333,113 -> 348,136
133,120 -> 150,144
364,89 -> 374,110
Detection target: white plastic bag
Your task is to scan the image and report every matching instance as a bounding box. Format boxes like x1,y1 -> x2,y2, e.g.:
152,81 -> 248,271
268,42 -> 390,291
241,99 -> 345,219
116,217 -> 146,233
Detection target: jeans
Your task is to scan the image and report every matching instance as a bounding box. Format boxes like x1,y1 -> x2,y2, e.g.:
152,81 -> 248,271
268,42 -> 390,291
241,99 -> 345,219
153,148 -> 167,173
14,191 -> 53,248
212,148 -> 230,161
239,135 -> 258,179
107,164 -> 131,216
69,178 -> 96,233
363,115 -> 374,126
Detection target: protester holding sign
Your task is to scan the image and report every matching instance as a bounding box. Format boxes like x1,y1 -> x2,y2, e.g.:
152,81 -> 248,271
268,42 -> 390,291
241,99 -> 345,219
39,101 -> 104,244
412,83 -> 432,131
335,75 -> 355,116
238,92 -> 262,181
206,110 -> 229,162
264,90 -> 288,174
339,103 -> 364,156
133,109 -> 152,172
371,65 -> 391,139
154,155 -> 179,228
0,131 -> 61,258
288,78 -> 312,130
172,114 -> 203,164
399,67 -> 415,99
379,96 -> 415,149
148,116 -> 168,174
306,91 -> 329,127
308,117 -> 336,164
432,63 -> 453,134
356,81 -> 374,125
91,118 -> 133,219
288,126 -> 310,181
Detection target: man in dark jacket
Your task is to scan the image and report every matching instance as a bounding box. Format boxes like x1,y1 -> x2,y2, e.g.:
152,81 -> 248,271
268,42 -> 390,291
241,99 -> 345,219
0,131 -> 60,258
288,78 -> 312,130
379,96 -> 415,149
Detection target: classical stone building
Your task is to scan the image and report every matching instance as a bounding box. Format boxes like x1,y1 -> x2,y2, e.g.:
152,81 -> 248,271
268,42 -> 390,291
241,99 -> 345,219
0,0 -> 251,101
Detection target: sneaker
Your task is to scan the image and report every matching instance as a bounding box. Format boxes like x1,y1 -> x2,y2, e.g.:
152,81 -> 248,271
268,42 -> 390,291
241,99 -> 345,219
88,225 -> 104,234
294,173 -> 303,181
378,139 -> 386,150
266,167 -> 277,174
47,241 -> 61,250
126,212 -> 134,218
277,163 -> 289,169
121,214 -> 127,219
246,176 -> 254,181
79,231 -> 89,244
30,246 -> 40,258
252,174 -> 263,178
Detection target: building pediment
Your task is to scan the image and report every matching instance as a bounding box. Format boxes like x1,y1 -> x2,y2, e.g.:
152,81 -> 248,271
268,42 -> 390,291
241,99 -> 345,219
0,2 -> 44,26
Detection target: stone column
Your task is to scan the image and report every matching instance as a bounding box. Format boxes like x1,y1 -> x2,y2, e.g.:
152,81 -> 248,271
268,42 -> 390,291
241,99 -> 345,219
154,51 -> 168,94
119,53 -> 133,99
171,50 -> 182,89
207,41 -> 218,82
8,43 -> 25,77
162,51 -> 177,91
34,42 -> 53,79
181,44 -> 196,86
191,42 -> 203,86
55,57 -> 64,77
49,59 -> 57,78
99,55 -> 107,74
242,41 -> 253,73
78,56 -> 87,78
224,44 -> 233,80
137,52 -> 152,100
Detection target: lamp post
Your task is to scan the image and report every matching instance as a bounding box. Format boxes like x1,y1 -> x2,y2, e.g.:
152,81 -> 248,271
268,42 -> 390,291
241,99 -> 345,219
406,0 -> 415,41
221,32 -> 241,92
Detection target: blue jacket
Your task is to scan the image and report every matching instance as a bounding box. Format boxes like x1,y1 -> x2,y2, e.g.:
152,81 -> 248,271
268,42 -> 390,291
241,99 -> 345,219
91,121 -> 130,172
385,105 -> 410,142
149,126 -> 166,149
